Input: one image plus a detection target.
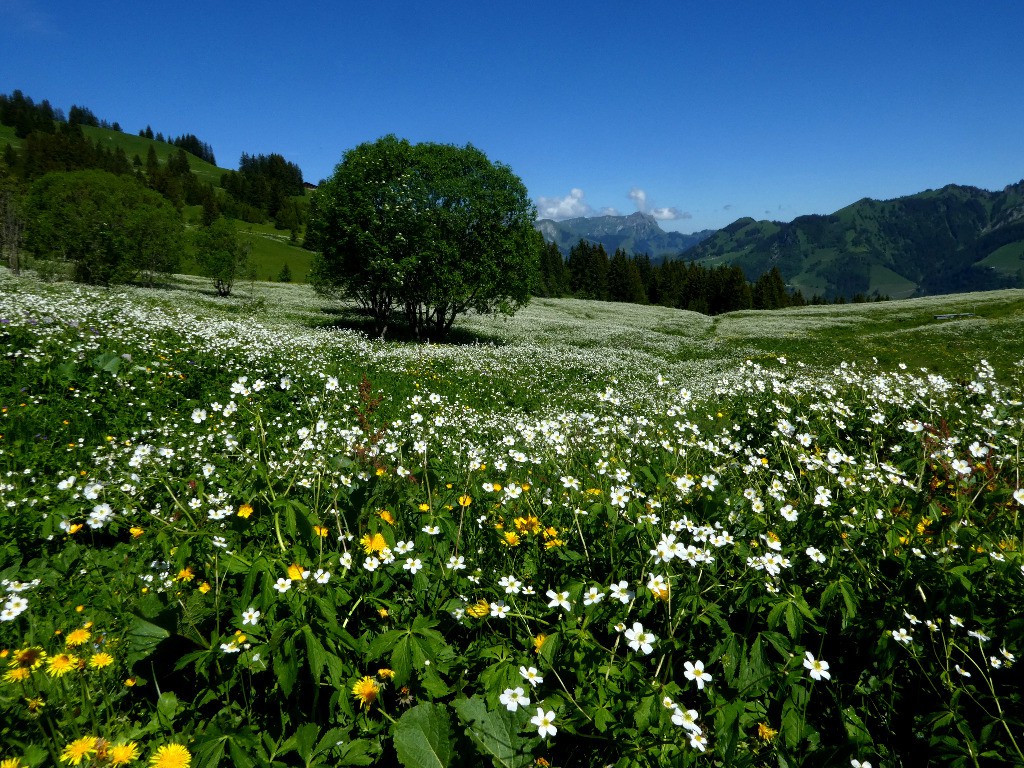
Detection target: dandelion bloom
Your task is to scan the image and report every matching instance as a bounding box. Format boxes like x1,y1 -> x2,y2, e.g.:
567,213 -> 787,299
287,563 -> 307,581
3,667 -> 31,683
360,533 -> 388,554
237,504 -> 254,519
89,652 -> 114,669
47,653 -> 80,677
352,675 -> 380,709
109,742 -> 141,766
60,736 -> 98,765
12,646 -> 46,669
149,743 -> 191,768
378,510 -> 395,524
65,628 -> 91,647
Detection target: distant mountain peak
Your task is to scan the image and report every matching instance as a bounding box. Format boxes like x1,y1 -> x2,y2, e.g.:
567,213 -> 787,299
534,213 -> 715,259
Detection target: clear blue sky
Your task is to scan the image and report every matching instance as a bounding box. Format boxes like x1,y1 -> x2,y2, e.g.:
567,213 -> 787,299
3,0 -> 1022,232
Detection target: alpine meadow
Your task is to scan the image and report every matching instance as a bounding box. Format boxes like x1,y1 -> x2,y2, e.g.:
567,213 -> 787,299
2,268 -> 1023,767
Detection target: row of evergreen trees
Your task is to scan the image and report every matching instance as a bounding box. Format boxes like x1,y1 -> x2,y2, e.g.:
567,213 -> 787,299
536,240 -> 882,314
1,90 -> 306,232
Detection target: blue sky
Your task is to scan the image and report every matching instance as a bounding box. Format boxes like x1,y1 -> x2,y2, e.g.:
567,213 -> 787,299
3,0 -> 1022,232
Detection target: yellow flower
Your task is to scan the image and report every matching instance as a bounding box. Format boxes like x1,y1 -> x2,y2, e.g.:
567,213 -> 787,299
109,742 -> 141,766
25,695 -> 45,713
352,676 -> 380,709
544,538 -> 565,549
125,677 -> 137,687
47,653 -> 80,677
60,736 -> 98,765
378,510 -> 395,525
237,503 -> 254,519
149,743 -> 191,768
198,582 -> 211,594
418,503 -> 430,511
3,667 -> 30,683
68,523 -> 84,535
130,526 -> 145,538
313,525 -> 329,538
757,722 -> 778,741
360,532 -> 388,554
533,634 -> 547,653
1,757 -> 23,768
458,495 -> 472,507
175,567 -> 194,582
287,563 -> 307,581
465,598 -> 490,618
65,628 -> 91,647
502,531 -> 521,547
375,467 -> 387,477
377,668 -> 395,679
11,646 -> 46,669
514,515 -> 541,535
89,652 -> 114,669
492,483 -> 502,492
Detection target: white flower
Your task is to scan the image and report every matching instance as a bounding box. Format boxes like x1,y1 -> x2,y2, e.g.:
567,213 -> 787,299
689,732 -> 708,752
624,622 -> 657,655
325,376 -> 339,391
519,666 -> 543,687
403,558 -> 423,574
314,569 -> 331,584
499,687 -> 530,712
608,580 -> 633,604
891,628 -> 912,644
546,589 -> 571,611
489,601 -> 509,618
671,707 -> 701,733
803,651 -> 831,681
191,408 -> 207,424
530,707 -> 557,739
422,525 -> 440,535
684,659 -> 713,689
241,607 -> 260,626
1013,488 -> 1024,506
805,546 -> 826,563
446,555 -> 466,570
582,586 -> 604,605
273,578 -> 291,594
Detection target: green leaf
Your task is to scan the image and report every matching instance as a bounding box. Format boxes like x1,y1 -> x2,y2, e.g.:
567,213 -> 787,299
125,614 -> 170,665
453,695 -> 533,768
393,702 -> 454,768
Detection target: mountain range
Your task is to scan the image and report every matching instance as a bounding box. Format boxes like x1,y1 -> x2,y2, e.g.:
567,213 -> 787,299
537,182 -> 1024,299
534,212 -> 716,259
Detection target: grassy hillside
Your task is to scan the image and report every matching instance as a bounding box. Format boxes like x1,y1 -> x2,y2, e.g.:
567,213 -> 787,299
682,183 -> 1024,299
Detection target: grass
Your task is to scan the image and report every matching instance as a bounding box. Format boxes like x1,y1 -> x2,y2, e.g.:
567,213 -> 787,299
1,271 -> 1022,767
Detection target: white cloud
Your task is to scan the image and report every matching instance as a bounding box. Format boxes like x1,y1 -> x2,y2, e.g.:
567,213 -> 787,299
650,207 -> 691,221
628,187 -> 647,211
598,207 -> 621,217
535,188 -> 592,220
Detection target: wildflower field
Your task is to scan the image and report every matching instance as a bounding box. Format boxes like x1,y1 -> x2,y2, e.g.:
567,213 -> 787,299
2,270 -> 1023,768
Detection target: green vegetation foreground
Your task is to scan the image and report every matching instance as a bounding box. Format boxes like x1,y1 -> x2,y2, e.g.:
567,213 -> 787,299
1,273 -> 1022,767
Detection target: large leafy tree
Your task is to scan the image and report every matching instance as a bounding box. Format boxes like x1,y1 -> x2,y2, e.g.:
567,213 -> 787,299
307,135 -> 539,340
25,170 -> 183,285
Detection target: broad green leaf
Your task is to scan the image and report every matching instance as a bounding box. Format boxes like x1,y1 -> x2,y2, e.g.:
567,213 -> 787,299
393,702 -> 454,768
453,695 -> 533,768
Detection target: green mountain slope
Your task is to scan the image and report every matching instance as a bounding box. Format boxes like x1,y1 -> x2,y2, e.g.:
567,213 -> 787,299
683,182 -> 1024,298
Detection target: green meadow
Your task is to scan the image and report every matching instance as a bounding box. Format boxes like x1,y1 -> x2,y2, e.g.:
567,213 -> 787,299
1,271 -> 1022,767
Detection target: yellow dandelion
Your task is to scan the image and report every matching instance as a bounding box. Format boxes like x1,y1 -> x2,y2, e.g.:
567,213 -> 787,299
492,483 -> 502,492
521,483 -> 531,491
237,503 -> 254,519
375,467 -> 387,477
360,532 -> 388,554
466,598 -> 490,618
514,515 -> 541,535
352,675 -> 380,709
418,503 -> 430,511
0,759 -> 22,768
458,495 -> 472,507
198,582 -> 211,594
377,668 -> 395,679
533,634 -> 547,653
89,652 -> 114,669
25,695 -> 45,713
11,646 -> 46,669
543,526 -> 559,538
377,607 -> 389,618
544,538 -> 565,550
175,567 -> 194,583
148,743 -> 191,768
60,736 -> 98,766
65,628 -> 91,647
130,526 -> 144,538
502,531 -> 521,547
377,510 -> 395,525
757,722 -> 778,741
287,563 -> 307,581
313,525 -> 329,538
109,742 -> 141,766
47,653 -> 80,677
4,667 -> 31,683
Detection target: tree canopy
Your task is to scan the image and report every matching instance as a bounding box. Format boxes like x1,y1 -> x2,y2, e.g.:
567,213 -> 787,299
25,170 -> 183,285
307,136 -> 539,339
